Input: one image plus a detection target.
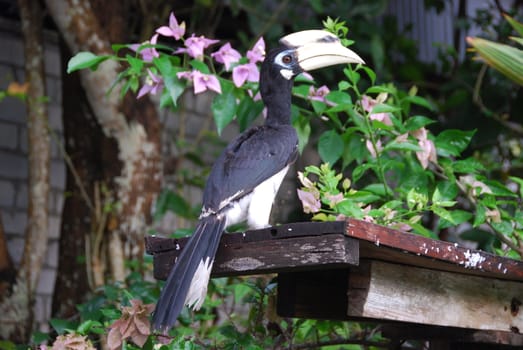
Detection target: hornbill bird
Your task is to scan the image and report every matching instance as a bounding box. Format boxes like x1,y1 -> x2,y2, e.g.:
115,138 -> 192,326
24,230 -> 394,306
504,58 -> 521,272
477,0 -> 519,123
152,30 -> 364,332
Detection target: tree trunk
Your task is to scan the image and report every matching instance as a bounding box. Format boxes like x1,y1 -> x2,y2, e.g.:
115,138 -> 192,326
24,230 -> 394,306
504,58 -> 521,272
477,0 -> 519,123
0,0 -> 50,342
47,0 -> 162,316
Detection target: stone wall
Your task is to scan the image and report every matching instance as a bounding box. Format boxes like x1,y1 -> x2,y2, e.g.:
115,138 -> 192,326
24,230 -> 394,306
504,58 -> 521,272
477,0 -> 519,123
0,18 -> 64,332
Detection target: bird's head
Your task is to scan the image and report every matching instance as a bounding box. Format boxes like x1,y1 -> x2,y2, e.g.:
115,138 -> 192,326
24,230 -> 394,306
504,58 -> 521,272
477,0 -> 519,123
260,30 -> 364,100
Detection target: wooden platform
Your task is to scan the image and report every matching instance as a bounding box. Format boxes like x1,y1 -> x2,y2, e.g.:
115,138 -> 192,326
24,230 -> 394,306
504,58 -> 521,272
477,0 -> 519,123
145,219 -> 523,347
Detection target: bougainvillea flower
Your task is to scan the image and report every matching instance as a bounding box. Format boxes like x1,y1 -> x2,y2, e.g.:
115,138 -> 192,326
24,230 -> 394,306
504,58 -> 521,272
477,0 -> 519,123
176,34 -> 219,60
411,127 -> 437,169
137,69 -> 163,98
361,93 -> 392,126
246,37 -> 265,63
297,189 -> 321,214
177,70 -> 221,94
156,12 -> 186,40
366,139 -> 382,158
308,85 -> 330,102
325,192 -> 344,207
211,43 -> 242,71
107,300 -> 155,350
232,62 -> 259,87
130,34 -> 159,63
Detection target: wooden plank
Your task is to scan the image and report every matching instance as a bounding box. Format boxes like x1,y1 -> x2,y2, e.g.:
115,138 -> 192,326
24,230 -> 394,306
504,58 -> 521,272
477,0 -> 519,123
151,234 -> 359,280
145,221 -> 346,255
347,260 -> 523,333
345,218 -> 523,282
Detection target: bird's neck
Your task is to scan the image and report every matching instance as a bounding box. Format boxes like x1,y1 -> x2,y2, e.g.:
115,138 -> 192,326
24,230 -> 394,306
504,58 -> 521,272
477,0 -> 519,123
263,78 -> 293,127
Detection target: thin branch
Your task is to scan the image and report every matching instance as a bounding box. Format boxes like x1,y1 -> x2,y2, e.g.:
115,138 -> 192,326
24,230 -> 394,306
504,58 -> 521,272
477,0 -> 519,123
48,126 -> 94,211
472,63 -> 523,136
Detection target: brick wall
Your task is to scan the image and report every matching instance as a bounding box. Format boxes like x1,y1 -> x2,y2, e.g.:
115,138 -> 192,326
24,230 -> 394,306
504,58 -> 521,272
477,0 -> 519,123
0,18 -> 64,332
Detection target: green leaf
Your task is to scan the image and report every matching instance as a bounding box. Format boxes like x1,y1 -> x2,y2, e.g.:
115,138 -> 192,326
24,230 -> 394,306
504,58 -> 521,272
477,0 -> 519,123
126,54 -> 144,74
189,59 -> 210,74
154,56 -> 185,106
504,14 -> 523,40
345,190 -> 381,204
483,180 -> 518,197
383,140 -> 422,152
361,65 -> 376,85
335,199 -> 364,218
325,90 -> 352,106
352,163 -> 375,183
433,206 -> 455,224
50,318 -> 78,335
370,103 -> 401,114
467,36 -> 523,86
341,130 -> 368,167
473,204 -> 487,227
211,81 -> 237,135
0,341 -> 17,350
343,67 -> 360,85
438,210 -> 473,229
452,157 -> 485,173
435,181 -> 458,202
318,130 -> 344,165
67,52 -> 110,73
404,116 -> 435,131
491,220 -> 514,235
365,85 -> 396,94
402,95 -> 435,111
509,176 -> 523,197
409,222 -> 437,238
435,129 -> 475,157
292,113 -> 311,153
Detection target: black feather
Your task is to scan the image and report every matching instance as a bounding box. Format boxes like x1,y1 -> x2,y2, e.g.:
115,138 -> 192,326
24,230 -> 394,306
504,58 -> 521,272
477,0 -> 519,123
152,215 -> 226,332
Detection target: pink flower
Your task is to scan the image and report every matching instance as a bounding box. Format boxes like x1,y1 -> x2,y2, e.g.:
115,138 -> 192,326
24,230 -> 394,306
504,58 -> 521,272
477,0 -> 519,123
366,139 -> 383,158
247,89 -> 262,101
362,205 -> 374,223
308,85 -> 330,102
177,70 -> 221,94
232,62 -> 259,87
412,127 -> 437,169
176,34 -> 219,60
156,12 -> 186,40
395,133 -> 409,143
297,189 -> 321,214
211,43 -> 241,71
137,69 -> 163,98
361,94 -> 392,126
247,37 -> 265,63
130,34 -> 159,63
326,192 -> 344,207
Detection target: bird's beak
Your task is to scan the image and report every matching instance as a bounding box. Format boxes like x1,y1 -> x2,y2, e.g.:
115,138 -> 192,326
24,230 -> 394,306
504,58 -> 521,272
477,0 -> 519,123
280,30 -> 364,71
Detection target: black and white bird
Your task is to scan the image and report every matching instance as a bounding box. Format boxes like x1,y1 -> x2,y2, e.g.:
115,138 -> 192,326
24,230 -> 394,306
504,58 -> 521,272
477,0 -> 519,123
152,30 -> 364,332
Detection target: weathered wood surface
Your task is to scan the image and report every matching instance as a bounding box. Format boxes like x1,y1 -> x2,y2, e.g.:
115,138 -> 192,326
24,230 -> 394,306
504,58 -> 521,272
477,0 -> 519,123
345,218 -> 523,282
146,219 -> 523,282
146,222 -> 358,279
347,260 -> 523,333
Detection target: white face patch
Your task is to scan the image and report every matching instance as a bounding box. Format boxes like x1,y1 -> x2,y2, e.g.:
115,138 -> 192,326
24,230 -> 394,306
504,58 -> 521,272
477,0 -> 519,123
280,69 -> 294,80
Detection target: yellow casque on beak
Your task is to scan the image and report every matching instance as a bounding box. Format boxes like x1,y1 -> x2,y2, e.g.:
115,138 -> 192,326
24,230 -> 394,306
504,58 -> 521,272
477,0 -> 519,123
279,30 -> 364,71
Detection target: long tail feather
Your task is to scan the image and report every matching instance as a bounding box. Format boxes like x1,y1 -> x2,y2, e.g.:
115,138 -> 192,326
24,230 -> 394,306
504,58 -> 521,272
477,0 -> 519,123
152,215 -> 226,332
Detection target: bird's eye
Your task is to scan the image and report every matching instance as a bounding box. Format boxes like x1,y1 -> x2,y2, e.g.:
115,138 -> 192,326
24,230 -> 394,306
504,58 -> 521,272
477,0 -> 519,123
282,55 -> 293,64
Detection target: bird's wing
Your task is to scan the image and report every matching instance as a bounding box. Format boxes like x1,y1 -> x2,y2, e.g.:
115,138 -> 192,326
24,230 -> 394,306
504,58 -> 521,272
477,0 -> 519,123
202,124 -> 298,213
